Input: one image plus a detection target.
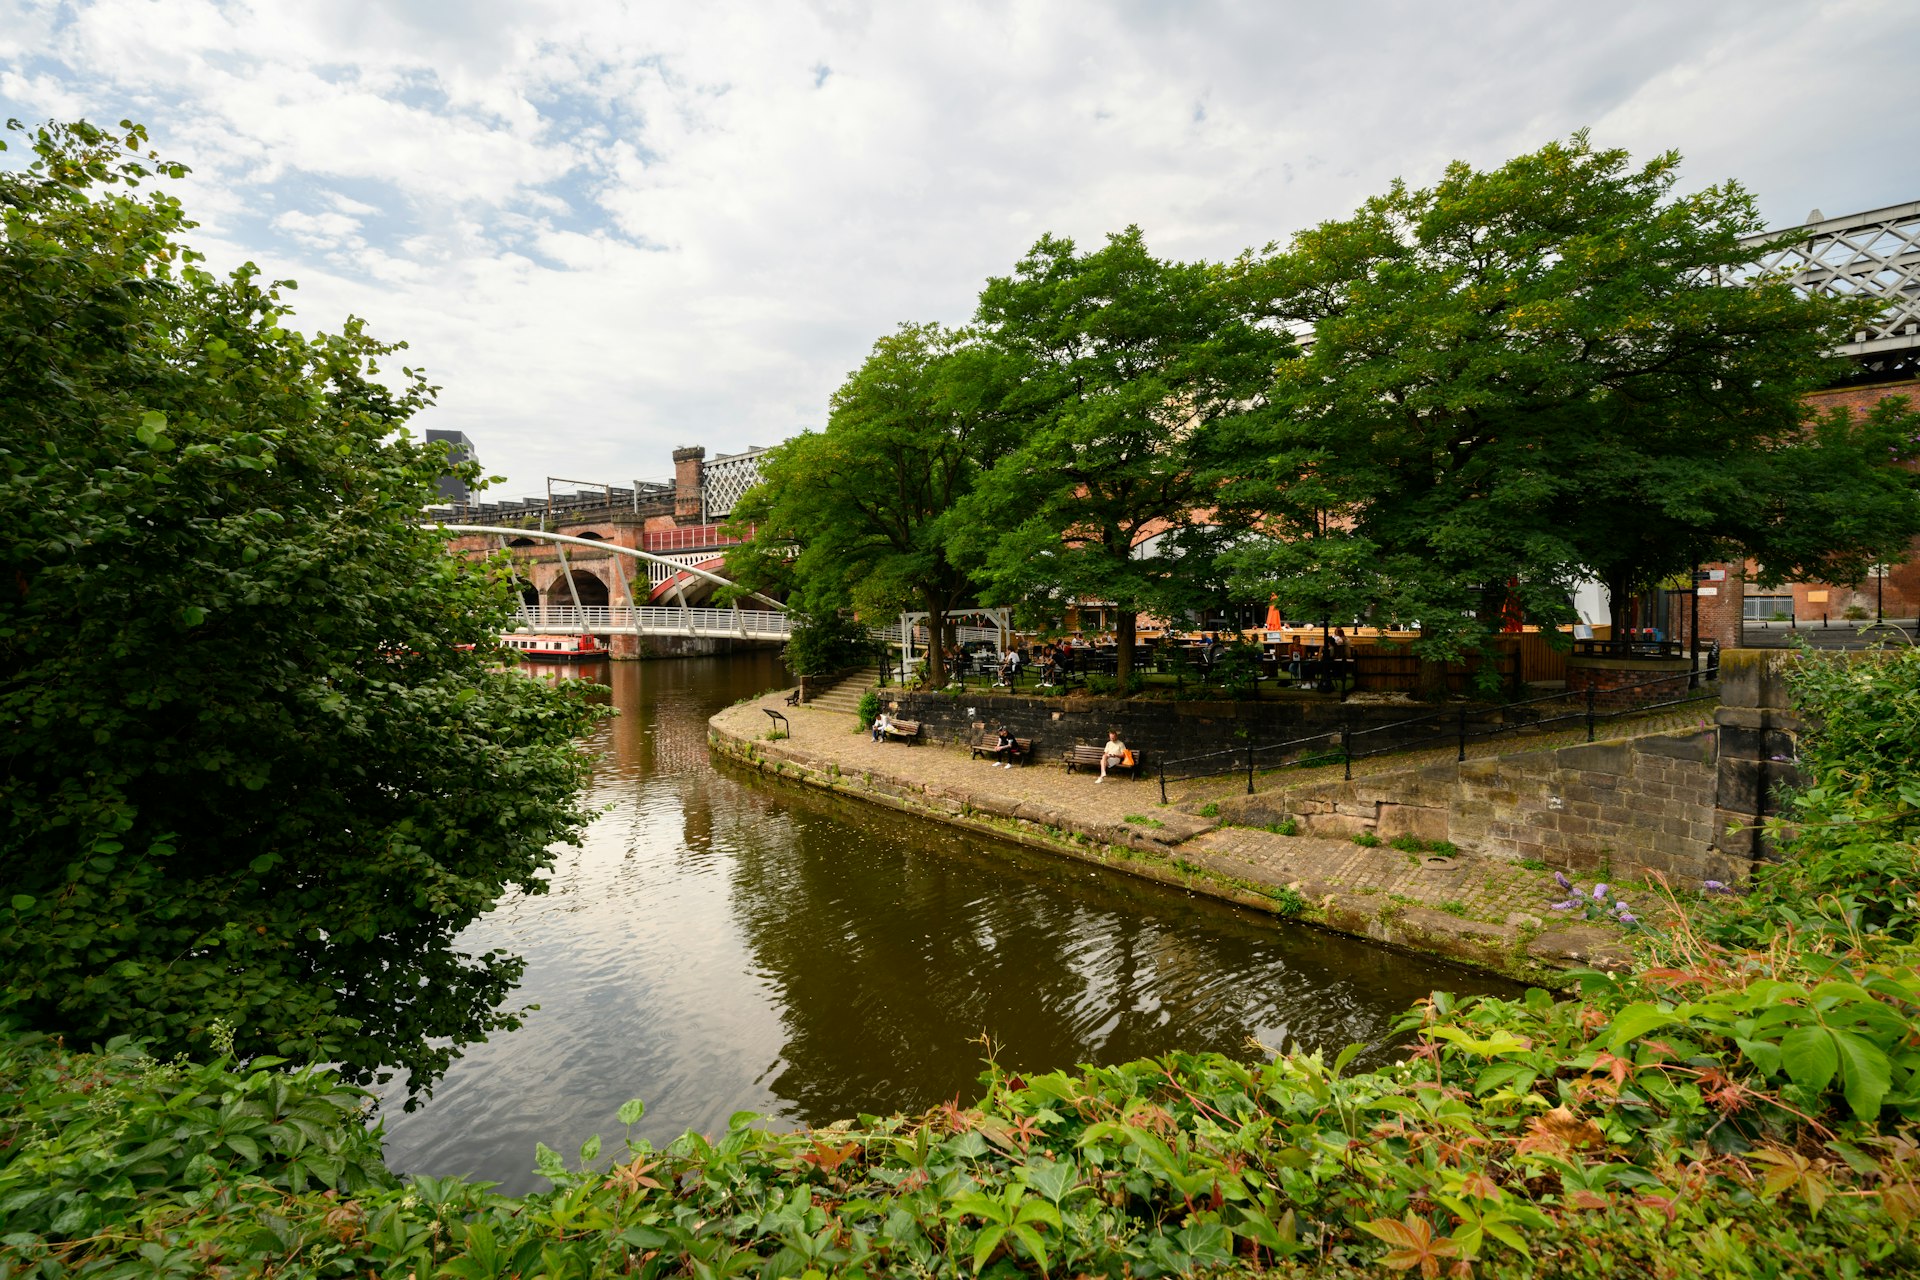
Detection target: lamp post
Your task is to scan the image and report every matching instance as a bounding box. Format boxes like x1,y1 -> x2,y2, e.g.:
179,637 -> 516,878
1872,563 -> 1889,623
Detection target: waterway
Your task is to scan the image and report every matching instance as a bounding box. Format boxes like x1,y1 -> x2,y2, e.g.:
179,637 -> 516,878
377,653 -> 1520,1193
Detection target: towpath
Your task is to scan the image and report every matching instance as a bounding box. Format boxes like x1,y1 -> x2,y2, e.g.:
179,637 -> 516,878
709,692 -> 1635,980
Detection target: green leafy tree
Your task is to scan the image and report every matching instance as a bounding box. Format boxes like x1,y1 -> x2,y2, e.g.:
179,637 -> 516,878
1210,133 -> 1918,653
957,228 -> 1289,681
0,121 -> 600,1096
725,323 -> 1011,684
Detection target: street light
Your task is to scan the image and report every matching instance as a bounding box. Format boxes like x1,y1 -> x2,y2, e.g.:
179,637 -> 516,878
1872,563 -> 1891,623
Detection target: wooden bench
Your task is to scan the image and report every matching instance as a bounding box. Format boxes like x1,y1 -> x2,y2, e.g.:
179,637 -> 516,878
969,732 -> 1032,765
880,719 -> 922,744
783,688 -> 801,706
1063,743 -> 1143,776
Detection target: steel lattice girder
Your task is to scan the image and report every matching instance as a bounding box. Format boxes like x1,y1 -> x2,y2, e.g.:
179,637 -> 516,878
1740,200 -> 1920,359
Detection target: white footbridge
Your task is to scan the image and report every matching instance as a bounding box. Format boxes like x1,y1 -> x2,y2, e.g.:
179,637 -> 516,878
439,525 -> 792,641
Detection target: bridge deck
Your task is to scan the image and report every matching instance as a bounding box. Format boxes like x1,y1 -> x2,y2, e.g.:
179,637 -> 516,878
514,605 -> 792,639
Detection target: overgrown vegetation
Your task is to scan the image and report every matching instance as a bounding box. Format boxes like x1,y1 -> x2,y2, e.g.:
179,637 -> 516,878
7,648 -> 1917,1276
0,121 -> 600,1098
781,609 -> 877,678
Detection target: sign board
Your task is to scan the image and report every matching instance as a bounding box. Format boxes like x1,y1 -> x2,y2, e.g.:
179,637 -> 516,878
1807,590 -> 1829,604
1696,587 -> 1719,597
1709,568 -> 1726,581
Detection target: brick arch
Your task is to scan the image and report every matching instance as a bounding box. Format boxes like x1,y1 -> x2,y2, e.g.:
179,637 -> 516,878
539,565 -> 613,608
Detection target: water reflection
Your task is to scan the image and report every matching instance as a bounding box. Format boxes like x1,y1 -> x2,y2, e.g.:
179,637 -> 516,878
377,653 -> 1518,1193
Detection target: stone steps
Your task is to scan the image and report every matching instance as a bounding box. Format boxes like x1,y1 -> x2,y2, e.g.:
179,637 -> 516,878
803,668 -> 879,715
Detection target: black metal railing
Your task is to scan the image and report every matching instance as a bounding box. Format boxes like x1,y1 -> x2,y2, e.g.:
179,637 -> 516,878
1156,661 -> 1720,803
1571,638 -> 1684,660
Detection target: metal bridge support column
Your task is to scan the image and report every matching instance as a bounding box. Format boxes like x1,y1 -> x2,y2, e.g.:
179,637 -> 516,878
555,542 -> 587,629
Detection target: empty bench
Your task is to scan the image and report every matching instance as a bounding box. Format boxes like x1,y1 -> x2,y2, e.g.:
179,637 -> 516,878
969,732 -> 1032,765
1062,744 -> 1143,777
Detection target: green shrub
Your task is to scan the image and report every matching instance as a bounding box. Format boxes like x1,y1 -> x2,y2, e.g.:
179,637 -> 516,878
1265,818 -> 1300,836
1269,885 -> 1308,916
1197,802 -> 1220,818
0,122 -> 601,1095
783,608 -> 875,677
1352,832 -> 1383,847
856,689 -> 882,729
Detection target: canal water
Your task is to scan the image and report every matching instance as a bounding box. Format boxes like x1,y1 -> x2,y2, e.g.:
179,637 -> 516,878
377,653 -> 1520,1192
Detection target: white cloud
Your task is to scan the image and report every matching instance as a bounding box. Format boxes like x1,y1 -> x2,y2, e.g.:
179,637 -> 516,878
4,0 -> 1916,491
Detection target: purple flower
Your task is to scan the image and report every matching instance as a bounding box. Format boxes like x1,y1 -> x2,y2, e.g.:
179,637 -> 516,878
1703,879 -> 1728,895
1553,871 -> 1572,891
1618,912 -> 1637,925
1594,883 -> 1609,900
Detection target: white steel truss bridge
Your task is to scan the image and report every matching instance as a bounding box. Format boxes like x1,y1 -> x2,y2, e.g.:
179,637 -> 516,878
439,525 -> 791,641
1741,200 -> 1920,379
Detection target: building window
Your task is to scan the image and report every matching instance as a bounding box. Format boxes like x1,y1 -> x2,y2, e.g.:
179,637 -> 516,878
1743,594 -> 1794,622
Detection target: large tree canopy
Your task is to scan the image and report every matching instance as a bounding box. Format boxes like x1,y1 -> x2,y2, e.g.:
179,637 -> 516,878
0,121 -> 599,1096
956,228 -> 1290,681
1207,133 -> 1920,651
726,322 -> 1011,682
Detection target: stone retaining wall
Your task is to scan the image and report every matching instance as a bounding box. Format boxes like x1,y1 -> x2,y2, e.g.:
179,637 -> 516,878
1220,728 -> 1737,882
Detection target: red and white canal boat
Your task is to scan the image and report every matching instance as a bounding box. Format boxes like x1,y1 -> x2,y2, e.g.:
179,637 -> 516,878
501,633 -> 610,661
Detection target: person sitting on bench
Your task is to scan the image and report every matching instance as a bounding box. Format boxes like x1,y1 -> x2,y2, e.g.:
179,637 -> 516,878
871,711 -> 892,743
1097,730 -> 1131,782
989,725 -> 1017,768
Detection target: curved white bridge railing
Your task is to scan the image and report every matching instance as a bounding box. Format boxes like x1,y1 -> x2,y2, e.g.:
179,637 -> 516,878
514,604 -> 792,639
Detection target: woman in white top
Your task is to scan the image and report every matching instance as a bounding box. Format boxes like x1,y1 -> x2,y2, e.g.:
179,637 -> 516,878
1098,730 -> 1129,782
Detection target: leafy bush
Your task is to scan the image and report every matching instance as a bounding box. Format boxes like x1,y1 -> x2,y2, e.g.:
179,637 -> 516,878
1353,832 -> 1383,847
1717,645 -> 1920,945
0,122 -> 600,1096
856,689 -> 882,730
1085,672 -> 1145,697
783,608 -> 875,677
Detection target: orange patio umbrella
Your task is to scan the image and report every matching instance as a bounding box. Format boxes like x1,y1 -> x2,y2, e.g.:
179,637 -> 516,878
1264,596 -> 1284,632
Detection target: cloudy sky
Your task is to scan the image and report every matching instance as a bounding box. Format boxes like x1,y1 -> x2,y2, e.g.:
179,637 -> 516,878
4,0 -> 1916,495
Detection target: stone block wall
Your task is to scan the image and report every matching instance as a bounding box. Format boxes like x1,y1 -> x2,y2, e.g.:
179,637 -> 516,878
1214,647 -> 1826,883
1223,728 -> 1736,882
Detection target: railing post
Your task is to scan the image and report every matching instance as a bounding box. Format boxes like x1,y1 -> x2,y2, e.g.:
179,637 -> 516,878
1585,683 -> 1597,742
1158,759 -> 1168,805
1342,722 -> 1353,781
1457,706 -> 1468,762
1246,739 -> 1255,796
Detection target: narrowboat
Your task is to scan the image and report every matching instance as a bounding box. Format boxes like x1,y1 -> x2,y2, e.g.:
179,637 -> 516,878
501,633 -> 610,661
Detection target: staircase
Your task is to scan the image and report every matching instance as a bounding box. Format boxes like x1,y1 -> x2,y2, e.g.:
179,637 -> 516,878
804,667 -> 880,715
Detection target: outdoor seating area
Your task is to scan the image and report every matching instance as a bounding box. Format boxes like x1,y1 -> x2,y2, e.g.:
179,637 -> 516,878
885,619 -> 1726,706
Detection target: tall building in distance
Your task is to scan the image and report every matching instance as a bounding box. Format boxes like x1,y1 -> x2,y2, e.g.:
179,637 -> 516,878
425,429 -> 479,504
